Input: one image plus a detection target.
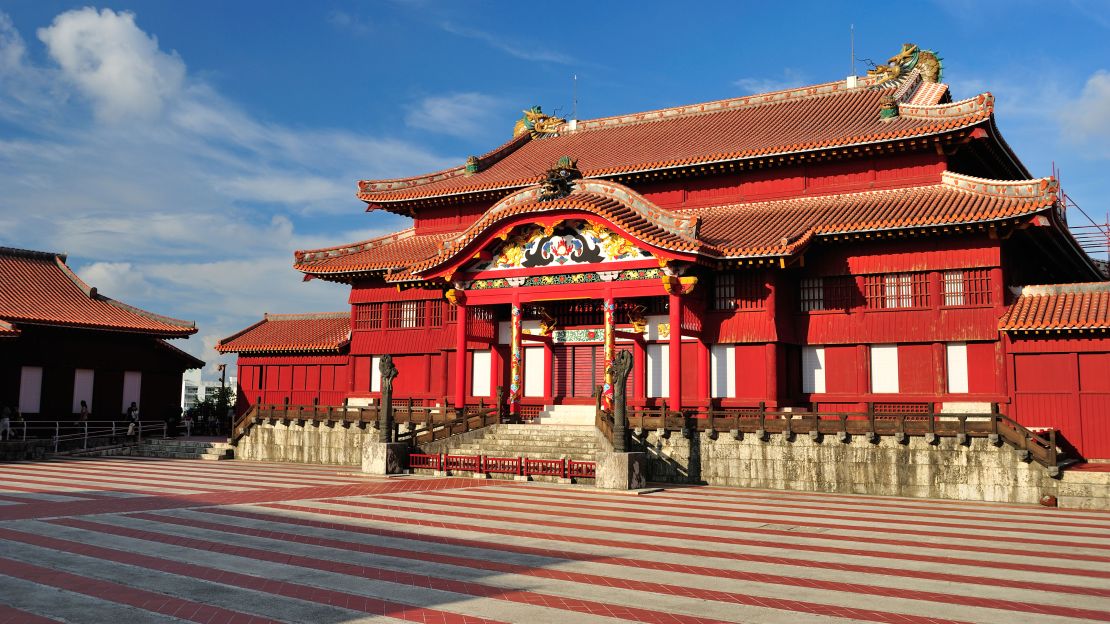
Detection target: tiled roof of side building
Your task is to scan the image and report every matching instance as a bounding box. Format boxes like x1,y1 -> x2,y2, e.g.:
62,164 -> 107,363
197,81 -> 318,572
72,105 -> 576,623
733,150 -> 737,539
0,319 -> 19,338
999,282 -> 1110,332
0,247 -> 196,337
357,79 -> 997,205
216,312 -> 351,354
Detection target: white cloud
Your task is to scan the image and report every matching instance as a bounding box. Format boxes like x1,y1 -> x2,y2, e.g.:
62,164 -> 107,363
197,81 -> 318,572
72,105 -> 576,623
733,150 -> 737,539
734,68 -> 808,94
439,22 -> 575,65
405,92 -> 501,138
1063,69 -> 1110,144
37,7 -> 185,122
0,8 -> 447,380
327,10 -> 373,36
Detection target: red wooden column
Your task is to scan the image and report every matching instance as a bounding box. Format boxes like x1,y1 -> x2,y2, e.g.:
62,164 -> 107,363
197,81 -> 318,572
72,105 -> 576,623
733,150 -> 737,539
455,300 -> 468,409
669,292 -> 682,412
765,343 -> 778,406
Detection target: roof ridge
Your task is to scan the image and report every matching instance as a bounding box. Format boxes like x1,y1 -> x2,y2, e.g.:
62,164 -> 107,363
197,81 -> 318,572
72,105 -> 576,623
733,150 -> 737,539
941,170 -> 1057,200
359,133 -> 531,194
99,296 -> 197,332
571,76 -> 882,134
1013,282 -> 1110,296
899,92 -> 993,121
296,227 -> 433,263
0,246 -> 66,263
263,311 -> 350,321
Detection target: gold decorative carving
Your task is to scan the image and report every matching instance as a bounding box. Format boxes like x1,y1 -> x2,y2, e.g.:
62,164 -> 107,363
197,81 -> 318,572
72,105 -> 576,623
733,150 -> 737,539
657,323 -> 670,339
867,43 -> 943,86
537,307 -> 557,336
513,106 -> 565,139
661,275 -> 698,295
627,304 -> 648,334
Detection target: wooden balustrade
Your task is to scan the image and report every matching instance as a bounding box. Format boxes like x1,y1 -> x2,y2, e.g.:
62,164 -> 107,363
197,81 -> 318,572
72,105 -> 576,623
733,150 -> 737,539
230,400 -> 499,447
616,402 -> 1061,469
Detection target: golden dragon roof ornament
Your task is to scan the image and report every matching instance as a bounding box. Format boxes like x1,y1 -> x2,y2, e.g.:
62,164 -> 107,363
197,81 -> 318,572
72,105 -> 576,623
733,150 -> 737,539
868,43 -> 943,87
513,105 -> 565,139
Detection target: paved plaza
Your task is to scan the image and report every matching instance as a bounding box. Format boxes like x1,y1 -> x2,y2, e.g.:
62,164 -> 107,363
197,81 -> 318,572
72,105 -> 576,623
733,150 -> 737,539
0,457 -> 1107,623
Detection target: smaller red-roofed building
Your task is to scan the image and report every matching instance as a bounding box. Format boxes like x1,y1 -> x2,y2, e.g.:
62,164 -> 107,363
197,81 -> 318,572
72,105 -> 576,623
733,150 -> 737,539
0,247 -> 203,421
1000,283 -> 1110,458
215,313 -> 351,411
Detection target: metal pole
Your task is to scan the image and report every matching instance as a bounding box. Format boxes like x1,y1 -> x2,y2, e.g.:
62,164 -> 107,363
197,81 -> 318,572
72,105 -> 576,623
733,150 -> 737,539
54,421 -> 59,453
83,421 -> 88,450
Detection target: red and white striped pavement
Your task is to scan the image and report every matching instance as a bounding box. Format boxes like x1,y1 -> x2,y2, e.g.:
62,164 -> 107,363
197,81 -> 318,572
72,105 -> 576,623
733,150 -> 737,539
0,456 -> 1108,623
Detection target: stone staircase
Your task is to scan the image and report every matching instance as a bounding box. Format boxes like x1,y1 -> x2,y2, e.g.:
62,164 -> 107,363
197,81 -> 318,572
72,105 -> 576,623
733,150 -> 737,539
534,405 -> 595,426
132,438 -> 234,461
419,423 -> 599,481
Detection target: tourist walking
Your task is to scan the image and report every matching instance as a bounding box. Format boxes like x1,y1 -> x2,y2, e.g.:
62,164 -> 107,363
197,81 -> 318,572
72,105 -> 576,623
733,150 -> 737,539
125,402 -> 140,436
0,406 -> 11,441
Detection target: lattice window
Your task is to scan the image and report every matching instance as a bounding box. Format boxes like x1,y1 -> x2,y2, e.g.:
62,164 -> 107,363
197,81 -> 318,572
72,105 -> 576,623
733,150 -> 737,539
446,303 -> 457,322
386,301 -> 425,328
714,273 -> 736,310
864,273 -> 928,309
873,402 -> 930,416
428,300 -> 443,327
942,269 -> 991,306
800,278 -> 824,311
800,276 -> 855,311
354,303 -> 382,330
735,273 -> 765,310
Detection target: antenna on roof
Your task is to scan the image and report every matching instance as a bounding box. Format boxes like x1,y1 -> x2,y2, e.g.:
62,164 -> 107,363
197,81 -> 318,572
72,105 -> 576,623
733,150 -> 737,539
850,24 -> 855,77
572,74 -> 578,120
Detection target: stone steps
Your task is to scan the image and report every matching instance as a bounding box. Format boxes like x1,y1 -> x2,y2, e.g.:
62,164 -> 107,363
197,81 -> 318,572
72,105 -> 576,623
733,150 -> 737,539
132,438 -> 234,460
418,423 -> 597,482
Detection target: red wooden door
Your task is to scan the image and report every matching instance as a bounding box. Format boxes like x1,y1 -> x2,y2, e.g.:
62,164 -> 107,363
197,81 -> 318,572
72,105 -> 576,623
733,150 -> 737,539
552,344 -> 602,399
1079,353 -> 1110,459
1013,353 -> 1083,453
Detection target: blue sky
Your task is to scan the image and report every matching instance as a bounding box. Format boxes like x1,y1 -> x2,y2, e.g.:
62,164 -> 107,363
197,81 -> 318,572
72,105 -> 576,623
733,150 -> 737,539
1,1 -> 1108,379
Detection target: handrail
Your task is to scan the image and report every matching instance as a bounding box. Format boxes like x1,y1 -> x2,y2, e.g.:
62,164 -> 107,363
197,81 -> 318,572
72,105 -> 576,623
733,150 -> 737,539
1,420 -> 173,454
623,403 -> 1063,469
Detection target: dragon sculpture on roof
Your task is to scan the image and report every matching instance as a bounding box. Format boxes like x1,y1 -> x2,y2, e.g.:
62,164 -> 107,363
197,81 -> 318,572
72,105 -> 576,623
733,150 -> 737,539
513,105 -> 565,139
868,43 -> 943,87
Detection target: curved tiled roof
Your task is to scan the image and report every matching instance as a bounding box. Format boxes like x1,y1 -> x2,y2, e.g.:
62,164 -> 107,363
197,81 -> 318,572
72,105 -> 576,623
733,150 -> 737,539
294,229 -> 458,277
412,180 -> 705,275
298,173 -> 1061,281
696,171 -> 1059,258
216,312 -> 351,354
0,247 -> 196,337
999,283 -> 1110,332
355,80 -> 998,206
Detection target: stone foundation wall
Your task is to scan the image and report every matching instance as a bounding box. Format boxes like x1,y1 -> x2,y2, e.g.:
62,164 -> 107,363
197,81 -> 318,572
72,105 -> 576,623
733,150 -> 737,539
235,421 -> 368,465
634,430 -> 1060,505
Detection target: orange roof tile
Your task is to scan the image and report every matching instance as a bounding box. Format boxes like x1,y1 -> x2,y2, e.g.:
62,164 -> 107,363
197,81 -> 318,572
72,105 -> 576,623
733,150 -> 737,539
0,320 -> 19,338
294,228 -> 458,277
216,312 -> 350,354
999,283 -> 1110,332
695,171 -> 1058,258
356,80 -> 995,206
0,247 -> 196,337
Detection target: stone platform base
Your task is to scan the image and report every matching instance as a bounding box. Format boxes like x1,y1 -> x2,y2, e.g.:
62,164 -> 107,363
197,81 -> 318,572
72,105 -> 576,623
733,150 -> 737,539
362,442 -> 407,475
596,451 -> 647,490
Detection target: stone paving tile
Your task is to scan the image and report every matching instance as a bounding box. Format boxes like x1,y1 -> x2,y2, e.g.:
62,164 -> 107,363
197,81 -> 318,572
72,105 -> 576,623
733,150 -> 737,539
0,456 -> 1108,623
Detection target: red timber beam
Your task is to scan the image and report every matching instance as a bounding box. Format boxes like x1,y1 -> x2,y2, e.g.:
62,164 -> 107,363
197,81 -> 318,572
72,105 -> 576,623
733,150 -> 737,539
449,289 -> 468,409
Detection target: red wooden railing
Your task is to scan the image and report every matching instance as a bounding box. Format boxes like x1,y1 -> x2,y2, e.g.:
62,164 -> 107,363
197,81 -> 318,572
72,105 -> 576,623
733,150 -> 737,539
406,453 -> 596,480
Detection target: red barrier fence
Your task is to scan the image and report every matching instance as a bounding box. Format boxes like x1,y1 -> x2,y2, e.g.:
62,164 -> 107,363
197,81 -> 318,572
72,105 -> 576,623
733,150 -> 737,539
406,453 -> 595,480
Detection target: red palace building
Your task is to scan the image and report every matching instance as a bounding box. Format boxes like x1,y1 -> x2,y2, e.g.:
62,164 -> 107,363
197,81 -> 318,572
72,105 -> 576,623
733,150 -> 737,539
219,45 -> 1110,460
0,247 -> 203,421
